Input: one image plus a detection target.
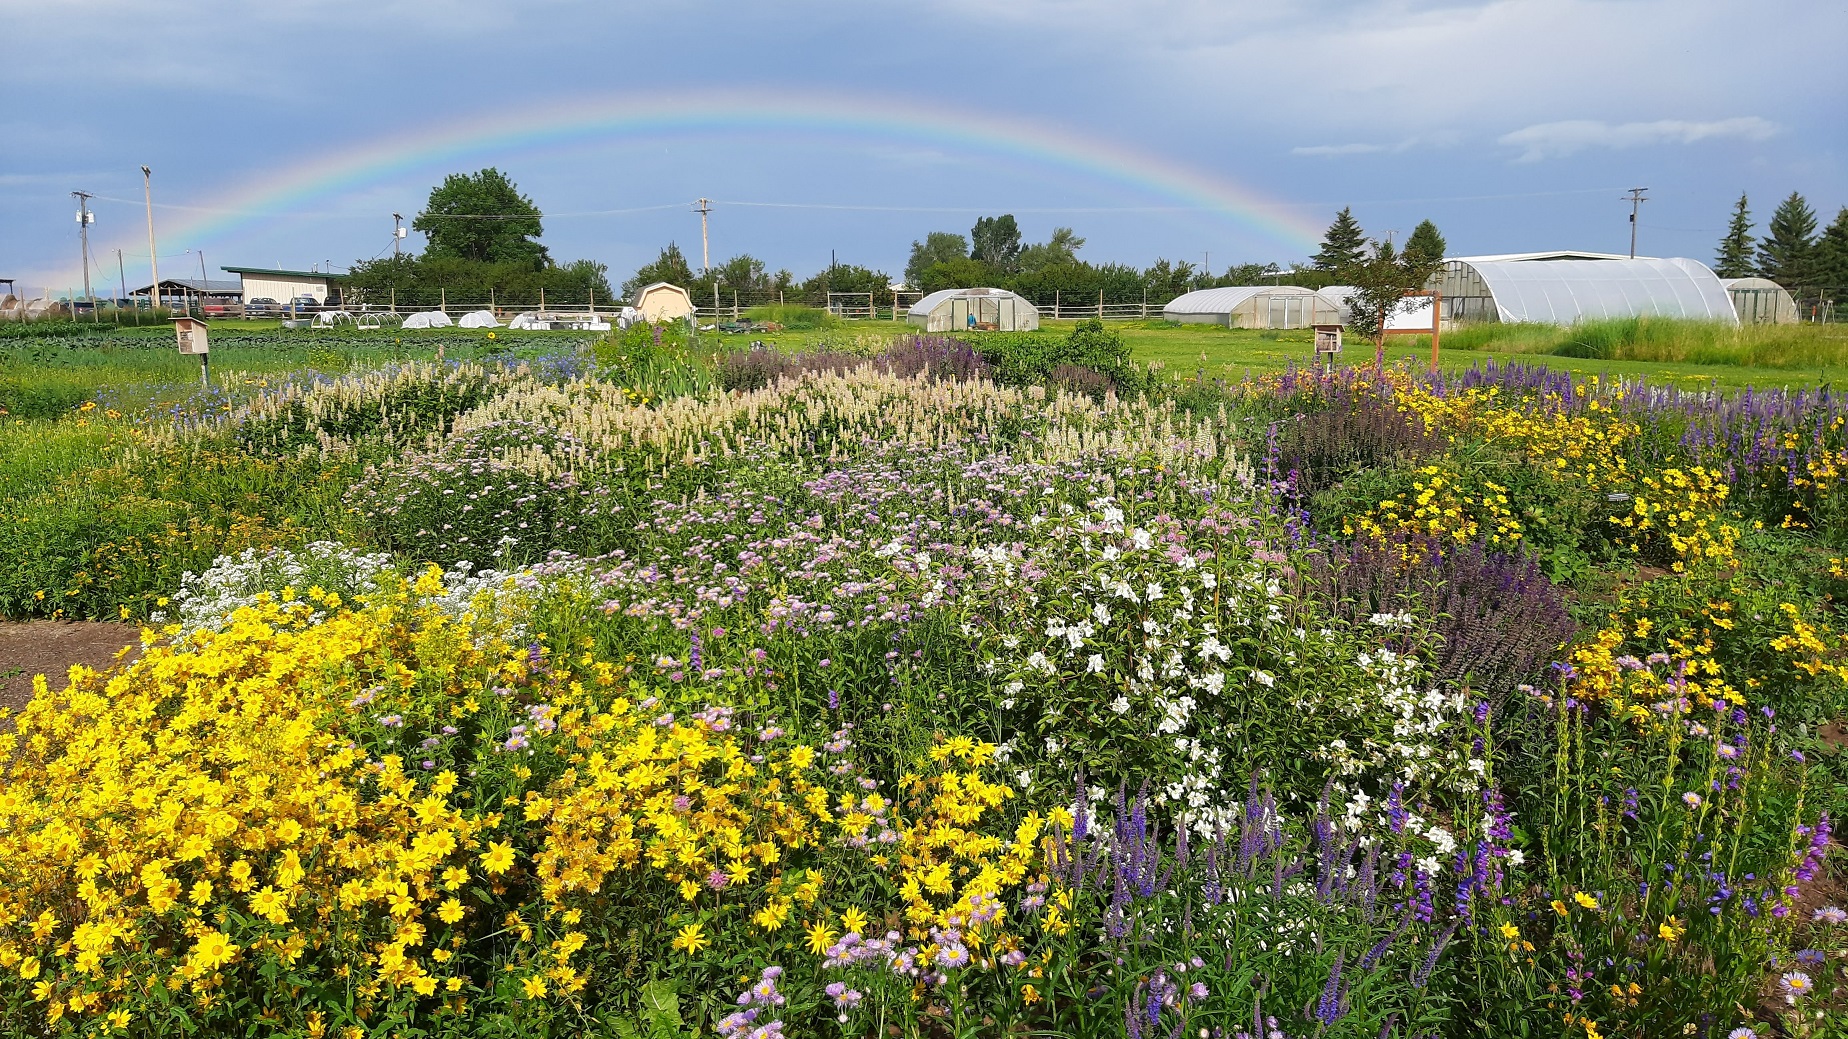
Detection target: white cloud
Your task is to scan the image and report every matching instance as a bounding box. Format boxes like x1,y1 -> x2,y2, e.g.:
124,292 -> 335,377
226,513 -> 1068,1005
1498,117 -> 1780,162
1291,137 -> 1431,158
1292,142 -> 1390,157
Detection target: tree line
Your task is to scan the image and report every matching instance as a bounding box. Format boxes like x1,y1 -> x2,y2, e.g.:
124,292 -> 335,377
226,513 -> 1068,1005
1714,192 -> 1848,297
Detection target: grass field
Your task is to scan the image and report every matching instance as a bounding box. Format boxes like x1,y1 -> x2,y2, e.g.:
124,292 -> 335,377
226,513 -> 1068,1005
698,316 -> 1848,390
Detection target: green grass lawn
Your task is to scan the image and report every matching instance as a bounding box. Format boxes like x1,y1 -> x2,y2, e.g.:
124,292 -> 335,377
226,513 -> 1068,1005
1036,319 -> 1848,391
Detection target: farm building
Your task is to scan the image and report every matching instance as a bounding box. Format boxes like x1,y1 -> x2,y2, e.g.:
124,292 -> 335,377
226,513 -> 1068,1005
632,282 -> 694,324
130,278 -> 244,309
1427,255 -> 1736,326
221,266 -> 344,306
1161,286 -> 1339,329
907,288 -> 1039,332
1722,277 -> 1799,324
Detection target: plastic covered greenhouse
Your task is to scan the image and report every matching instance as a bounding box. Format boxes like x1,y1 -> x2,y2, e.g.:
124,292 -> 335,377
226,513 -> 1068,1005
907,288 -> 1038,332
1433,256 -> 1737,325
1161,286 -> 1339,329
1722,277 -> 1799,324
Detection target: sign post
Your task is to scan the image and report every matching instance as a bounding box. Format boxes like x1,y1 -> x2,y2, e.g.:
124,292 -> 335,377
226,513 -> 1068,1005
174,315 -> 210,387
1312,323 -> 1343,374
1381,290 -> 1442,371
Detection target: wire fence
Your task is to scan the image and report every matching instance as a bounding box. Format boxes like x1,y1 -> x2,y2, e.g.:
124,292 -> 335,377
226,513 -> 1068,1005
10,287 -> 1846,325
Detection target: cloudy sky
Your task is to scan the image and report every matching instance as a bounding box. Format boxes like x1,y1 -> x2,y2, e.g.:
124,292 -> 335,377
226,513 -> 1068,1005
2,0 -> 1843,295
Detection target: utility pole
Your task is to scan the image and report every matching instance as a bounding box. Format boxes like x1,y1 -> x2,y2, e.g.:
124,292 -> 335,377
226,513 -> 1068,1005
115,248 -> 127,302
393,213 -> 404,258
1623,187 -> 1649,258
141,166 -> 159,313
73,190 -> 96,312
693,198 -> 712,272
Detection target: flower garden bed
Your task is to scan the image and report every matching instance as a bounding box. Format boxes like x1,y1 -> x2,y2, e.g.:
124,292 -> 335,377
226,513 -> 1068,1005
0,329 -> 1843,1038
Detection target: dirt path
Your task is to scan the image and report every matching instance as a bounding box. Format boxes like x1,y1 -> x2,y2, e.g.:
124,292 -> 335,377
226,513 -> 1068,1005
0,620 -> 144,720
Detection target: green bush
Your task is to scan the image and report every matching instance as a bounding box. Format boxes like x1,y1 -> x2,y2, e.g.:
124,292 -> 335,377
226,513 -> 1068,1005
970,319 -> 1148,393
740,303 -> 838,330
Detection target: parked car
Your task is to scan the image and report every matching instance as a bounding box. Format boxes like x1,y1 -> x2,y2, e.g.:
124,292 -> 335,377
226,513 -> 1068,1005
287,295 -> 320,314
244,297 -> 279,317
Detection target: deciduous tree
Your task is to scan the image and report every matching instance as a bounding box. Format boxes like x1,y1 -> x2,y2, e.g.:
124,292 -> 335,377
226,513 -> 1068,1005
971,215 -> 1022,272
905,232 -> 969,287
413,168 -> 548,269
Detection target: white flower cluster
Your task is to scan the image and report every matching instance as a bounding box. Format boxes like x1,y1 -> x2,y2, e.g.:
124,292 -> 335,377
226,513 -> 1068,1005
157,542 -> 396,634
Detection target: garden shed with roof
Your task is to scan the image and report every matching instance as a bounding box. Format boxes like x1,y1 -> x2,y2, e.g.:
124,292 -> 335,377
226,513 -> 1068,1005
907,287 -> 1039,332
1722,277 -> 1799,325
1161,286 -> 1338,329
633,282 -> 694,324
1428,255 -> 1737,326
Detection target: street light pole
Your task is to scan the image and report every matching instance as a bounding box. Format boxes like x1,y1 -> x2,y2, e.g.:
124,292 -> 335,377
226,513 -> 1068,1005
141,166 -> 160,313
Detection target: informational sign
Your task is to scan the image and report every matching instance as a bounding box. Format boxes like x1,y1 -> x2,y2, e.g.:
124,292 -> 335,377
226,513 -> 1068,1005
174,316 -> 210,355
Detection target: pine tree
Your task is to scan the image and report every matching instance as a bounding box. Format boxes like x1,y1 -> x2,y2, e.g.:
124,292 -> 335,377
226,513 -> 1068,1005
1757,192 -> 1818,290
1312,207 -> 1367,270
1402,219 -> 1447,267
1713,194 -> 1757,278
1813,207 -> 1848,294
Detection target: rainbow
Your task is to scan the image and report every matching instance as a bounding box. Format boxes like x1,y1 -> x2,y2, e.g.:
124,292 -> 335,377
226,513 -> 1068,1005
67,90 -> 1325,284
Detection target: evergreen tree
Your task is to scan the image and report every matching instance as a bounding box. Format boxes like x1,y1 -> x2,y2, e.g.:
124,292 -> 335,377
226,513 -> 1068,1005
621,243 -> 696,298
1757,192 -> 1818,289
1813,207 -> 1848,293
1402,219 -> 1447,267
413,168 -> 548,269
1311,207 -> 1367,270
1713,194 -> 1757,278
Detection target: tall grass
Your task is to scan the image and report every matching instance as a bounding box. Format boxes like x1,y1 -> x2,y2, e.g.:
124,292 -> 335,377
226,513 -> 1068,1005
1430,317 -> 1848,369
740,303 -> 840,329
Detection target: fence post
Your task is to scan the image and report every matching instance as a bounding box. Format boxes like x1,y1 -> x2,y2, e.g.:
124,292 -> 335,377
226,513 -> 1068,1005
1055,290 -> 1060,320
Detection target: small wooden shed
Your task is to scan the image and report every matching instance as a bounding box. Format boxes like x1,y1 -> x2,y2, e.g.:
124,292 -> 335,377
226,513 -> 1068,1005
633,282 -> 694,324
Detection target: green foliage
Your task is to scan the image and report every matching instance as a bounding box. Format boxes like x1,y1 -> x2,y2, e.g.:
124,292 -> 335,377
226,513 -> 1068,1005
1402,219 -> 1447,268
739,303 -> 837,330
914,256 -> 996,294
1016,227 -> 1086,273
1313,206 -> 1368,270
971,318 -> 1146,393
343,254 -> 613,309
622,243 -> 697,299
904,232 -> 970,287
414,168 -> 548,268
800,263 -> 891,297
971,214 -> 1023,272
1816,206 -> 1848,290
1758,191 -> 1819,290
1340,238 -> 1443,354
1715,193 -> 1758,278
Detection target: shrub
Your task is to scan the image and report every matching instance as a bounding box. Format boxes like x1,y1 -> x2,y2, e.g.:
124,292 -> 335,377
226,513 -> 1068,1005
741,303 -> 838,330
972,319 -> 1147,394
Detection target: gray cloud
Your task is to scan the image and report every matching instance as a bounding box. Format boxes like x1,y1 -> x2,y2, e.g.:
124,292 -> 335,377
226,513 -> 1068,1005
1498,117 -> 1781,162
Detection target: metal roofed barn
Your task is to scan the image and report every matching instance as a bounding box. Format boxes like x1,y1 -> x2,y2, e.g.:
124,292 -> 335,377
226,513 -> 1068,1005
907,287 -> 1039,332
1430,255 -> 1737,326
1722,277 -> 1800,325
1161,286 -> 1341,329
